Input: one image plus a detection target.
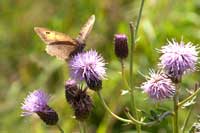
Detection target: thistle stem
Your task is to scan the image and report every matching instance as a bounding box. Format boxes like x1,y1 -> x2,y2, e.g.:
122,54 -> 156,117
178,88 -> 200,107
181,106 -> 193,133
97,91 -> 134,124
56,123 -> 64,133
79,121 -> 87,133
129,0 -> 145,132
125,109 -> 173,127
181,86 -> 200,132
134,0 -> 145,39
173,83 -> 180,133
120,59 -> 130,90
129,22 -> 140,133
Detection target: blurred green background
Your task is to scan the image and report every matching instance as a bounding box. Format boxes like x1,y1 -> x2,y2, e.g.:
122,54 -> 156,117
0,0 -> 200,132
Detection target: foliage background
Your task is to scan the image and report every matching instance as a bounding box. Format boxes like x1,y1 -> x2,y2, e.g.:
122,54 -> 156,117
0,0 -> 200,132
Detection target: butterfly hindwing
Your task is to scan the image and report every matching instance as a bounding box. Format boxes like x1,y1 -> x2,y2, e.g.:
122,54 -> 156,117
46,43 -> 77,60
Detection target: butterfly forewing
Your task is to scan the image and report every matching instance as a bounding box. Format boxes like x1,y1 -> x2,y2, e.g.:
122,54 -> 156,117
34,27 -> 78,60
34,27 -> 77,45
76,15 -> 95,44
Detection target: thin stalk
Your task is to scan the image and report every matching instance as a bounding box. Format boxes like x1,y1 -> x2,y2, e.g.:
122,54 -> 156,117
120,59 -> 130,90
173,83 -> 180,133
125,110 -> 173,127
181,87 -> 200,132
134,0 -> 145,39
129,0 -> 145,132
56,123 -> 64,133
78,121 -> 87,133
181,106 -> 194,133
178,88 -> 200,107
129,22 -> 141,133
97,91 -> 134,124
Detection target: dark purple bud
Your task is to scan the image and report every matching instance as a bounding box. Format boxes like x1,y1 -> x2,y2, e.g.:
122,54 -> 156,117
114,34 -> 129,59
73,89 -> 93,121
65,79 -> 78,104
84,73 -> 102,91
36,106 -> 58,125
65,79 -> 93,121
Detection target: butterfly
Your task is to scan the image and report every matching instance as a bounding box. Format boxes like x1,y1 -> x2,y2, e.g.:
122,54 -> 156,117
34,15 -> 95,60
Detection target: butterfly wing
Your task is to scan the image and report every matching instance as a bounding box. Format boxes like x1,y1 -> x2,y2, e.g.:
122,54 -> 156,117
34,27 -> 78,60
76,15 -> 95,44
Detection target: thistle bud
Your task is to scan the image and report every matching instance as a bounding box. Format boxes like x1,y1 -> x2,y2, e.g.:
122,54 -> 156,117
65,79 -> 78,104
114,34 -> 128,59
73,90 -> 93,121
65,80 -> 93,121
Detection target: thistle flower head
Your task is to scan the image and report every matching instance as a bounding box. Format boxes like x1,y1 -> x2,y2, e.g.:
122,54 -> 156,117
65,79 -> 93,121
21,89 -> 58,125
141,70 -> 175,100
159,40 -> 198,83
69,50 -> 106,90
114,34 -> 128,59
21,89 -> 50,116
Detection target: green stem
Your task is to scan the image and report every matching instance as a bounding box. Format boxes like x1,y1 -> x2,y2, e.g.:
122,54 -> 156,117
79,121 -> 87,133
129,1 -> 145,132
178,88 -> 200,107
173,84 -> 180,133
181,86 -> 200,132
97,91 -> 134,124
56,123 -> 64,133
120,59 -> 130,90
134,0 -> 145,39
125,110 -> 173,127
129,22 -> 141,133
181,106 -> 194,133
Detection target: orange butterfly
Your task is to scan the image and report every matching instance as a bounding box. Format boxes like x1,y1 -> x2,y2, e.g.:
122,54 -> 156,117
34,15 -> 95,60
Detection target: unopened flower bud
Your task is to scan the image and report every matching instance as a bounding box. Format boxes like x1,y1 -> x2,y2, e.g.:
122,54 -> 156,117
114,34 -> 129,59
65,80 -> 93,121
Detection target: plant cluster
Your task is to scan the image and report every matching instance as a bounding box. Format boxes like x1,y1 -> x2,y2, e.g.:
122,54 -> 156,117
21,0 -> 200,132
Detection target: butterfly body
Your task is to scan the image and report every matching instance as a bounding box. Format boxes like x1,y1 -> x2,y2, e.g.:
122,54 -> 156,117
34,15 -> 95,60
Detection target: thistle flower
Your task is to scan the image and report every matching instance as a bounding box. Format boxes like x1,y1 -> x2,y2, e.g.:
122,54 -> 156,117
159,40 -> 198,83
65,80 -> 93,121
141,70 -> 175,100
114,34 -> 128,59
69,50 -> 106,90
21,89 -> 58,125
190,122 -> 200,132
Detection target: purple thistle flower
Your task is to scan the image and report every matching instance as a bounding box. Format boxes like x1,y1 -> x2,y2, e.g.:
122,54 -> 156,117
141,70 -> 175,100
159,40 -> 198,83
69,50 -> 106,90
21,89 -> 58,125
